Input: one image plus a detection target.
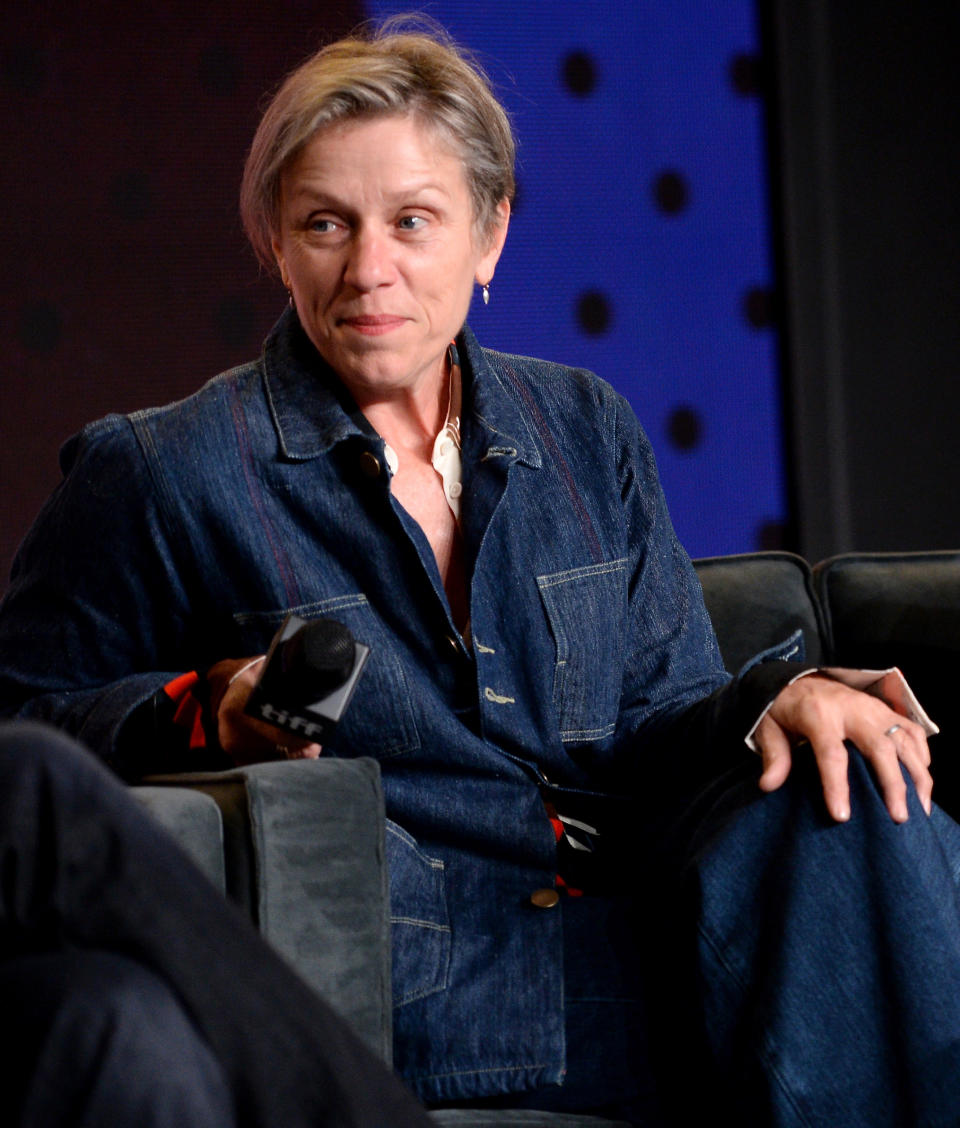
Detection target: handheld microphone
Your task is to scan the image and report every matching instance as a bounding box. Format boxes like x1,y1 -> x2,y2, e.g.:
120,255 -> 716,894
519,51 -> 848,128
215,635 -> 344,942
244,614 -> 369,743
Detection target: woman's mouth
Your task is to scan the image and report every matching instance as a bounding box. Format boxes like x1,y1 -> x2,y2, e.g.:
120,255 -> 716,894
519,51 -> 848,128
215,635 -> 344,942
338,315 -> 407,336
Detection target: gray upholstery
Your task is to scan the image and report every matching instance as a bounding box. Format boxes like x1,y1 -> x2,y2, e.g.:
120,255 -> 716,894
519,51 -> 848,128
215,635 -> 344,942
134,785 -> 226,892
134,757 -> 391,1062
429,1113 -> 632,1126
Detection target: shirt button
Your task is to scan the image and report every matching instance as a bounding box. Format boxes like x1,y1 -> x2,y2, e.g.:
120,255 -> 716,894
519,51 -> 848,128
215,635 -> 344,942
359,451 -> 381,479
530,888 -> 560,909
447,481 -> 462,499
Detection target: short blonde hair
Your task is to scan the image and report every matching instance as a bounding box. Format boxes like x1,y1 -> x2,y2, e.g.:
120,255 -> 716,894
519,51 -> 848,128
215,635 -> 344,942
240,20 -> 516,269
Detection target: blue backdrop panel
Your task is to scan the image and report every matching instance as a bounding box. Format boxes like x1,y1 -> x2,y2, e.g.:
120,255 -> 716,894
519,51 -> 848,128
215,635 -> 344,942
368,0 -> 786,557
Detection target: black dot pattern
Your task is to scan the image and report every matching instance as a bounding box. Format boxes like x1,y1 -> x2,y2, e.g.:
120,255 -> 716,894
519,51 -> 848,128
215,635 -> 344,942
666,406 -> 703,452
576,291 -> 612,336
561,51 -> 598,96
653,170 -> 690,215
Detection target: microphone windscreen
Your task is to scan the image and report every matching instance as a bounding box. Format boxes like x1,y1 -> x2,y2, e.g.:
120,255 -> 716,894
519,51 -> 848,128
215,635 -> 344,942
281,619 -> 356,697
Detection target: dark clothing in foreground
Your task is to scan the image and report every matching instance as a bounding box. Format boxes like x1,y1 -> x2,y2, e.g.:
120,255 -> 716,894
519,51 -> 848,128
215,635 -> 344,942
0,720 -> 431,1128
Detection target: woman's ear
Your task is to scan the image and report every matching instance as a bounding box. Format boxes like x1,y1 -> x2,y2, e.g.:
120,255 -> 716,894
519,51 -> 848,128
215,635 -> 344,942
476,198 -> 511,287
271,237 -> 290,290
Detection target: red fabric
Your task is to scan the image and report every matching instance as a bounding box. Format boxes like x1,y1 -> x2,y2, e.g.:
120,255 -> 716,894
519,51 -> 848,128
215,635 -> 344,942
545,802 -> 583,897
163,671 -> 207,750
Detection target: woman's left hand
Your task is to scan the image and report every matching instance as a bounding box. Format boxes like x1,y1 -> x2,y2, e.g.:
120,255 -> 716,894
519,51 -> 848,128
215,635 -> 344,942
206,655 -> 323,767
754,674 -> 933,823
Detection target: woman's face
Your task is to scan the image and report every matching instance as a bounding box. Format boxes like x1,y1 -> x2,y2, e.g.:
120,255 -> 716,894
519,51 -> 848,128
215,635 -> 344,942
271,115 -> 509,403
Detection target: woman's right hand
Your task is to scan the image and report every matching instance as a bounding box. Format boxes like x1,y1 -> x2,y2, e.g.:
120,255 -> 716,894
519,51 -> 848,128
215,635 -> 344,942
206,656 -> 323,767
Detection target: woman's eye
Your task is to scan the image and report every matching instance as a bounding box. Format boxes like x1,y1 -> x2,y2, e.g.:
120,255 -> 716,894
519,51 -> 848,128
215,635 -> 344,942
309,218 -> 339,234
398,215 -> 427,231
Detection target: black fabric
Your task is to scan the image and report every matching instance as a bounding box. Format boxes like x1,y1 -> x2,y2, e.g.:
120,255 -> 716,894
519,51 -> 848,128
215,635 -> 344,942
0,720 -> 431,1128
0,950 -> 236,1127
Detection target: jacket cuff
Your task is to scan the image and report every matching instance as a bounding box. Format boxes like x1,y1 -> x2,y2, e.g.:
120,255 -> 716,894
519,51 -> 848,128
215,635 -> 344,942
733,659 -> 819,747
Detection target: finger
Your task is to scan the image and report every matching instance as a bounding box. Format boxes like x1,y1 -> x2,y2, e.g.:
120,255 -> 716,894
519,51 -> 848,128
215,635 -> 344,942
885,724 -> 933,816
851,714 -> 932,821
275,741 -> 323,760
907,724 -> 932,769
808,739 -> 851,822
856,729 -> 910,822
755,715 -> 794,793
220,707 -> 304,766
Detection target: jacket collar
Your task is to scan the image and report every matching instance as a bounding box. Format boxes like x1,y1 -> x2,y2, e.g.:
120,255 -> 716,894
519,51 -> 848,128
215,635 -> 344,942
262,307 -> 373,460
456,324 -> 543,470
261,306 -> 542,469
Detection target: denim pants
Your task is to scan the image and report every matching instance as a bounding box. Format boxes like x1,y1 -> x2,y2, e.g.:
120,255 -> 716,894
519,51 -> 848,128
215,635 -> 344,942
0,721 -> 431,1128
443,749 -> 960,1127
689,747 -> 960,1127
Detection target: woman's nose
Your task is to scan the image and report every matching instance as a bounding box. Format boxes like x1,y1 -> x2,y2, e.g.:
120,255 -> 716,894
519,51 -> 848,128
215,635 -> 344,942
343,228 -> 394,291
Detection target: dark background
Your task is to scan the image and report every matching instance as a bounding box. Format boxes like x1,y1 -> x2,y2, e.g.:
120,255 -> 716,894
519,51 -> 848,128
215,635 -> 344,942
767,1 -> 960,561
1,1 -> 957,589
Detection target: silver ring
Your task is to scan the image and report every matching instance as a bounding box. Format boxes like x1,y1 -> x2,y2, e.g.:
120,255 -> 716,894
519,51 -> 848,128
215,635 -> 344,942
885,724 -> 902,737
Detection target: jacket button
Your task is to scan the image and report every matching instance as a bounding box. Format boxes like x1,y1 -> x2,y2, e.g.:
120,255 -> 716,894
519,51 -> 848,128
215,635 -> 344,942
530,888 -> 560,909
444,634 -> 460,657
359,451 -> 381,479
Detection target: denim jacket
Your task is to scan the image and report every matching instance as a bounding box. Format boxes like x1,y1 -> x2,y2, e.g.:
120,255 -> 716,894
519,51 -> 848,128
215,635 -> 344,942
0,309 -> 801,1102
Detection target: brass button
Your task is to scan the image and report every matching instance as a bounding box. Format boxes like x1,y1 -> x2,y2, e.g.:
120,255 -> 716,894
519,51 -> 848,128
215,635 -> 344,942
359,451 -> 381,479
530,888 -> 560,909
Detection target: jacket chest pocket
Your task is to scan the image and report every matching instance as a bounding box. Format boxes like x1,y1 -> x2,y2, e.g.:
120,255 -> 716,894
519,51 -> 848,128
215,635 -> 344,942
536,559 -> 627,744
233,594 -> 420,758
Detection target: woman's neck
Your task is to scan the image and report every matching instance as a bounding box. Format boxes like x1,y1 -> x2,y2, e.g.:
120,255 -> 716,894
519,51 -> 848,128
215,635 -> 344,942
356,353 -> 451,462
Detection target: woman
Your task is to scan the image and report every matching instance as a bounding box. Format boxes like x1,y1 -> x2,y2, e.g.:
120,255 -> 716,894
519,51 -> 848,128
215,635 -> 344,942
0,22 -> 955,1126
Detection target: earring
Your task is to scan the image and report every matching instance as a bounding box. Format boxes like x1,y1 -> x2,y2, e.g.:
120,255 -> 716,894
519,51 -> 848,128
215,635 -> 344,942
482,283 -> 490,306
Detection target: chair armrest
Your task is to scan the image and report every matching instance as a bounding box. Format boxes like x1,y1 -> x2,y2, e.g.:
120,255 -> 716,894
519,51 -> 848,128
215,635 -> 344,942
133,785 -> 226,893
136,757 -> 391,1062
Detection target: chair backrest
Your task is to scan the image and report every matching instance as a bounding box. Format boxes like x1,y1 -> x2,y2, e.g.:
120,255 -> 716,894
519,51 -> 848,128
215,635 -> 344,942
814,550 -> 960,817
814,550 -> 960,722
693,551 -> 825,674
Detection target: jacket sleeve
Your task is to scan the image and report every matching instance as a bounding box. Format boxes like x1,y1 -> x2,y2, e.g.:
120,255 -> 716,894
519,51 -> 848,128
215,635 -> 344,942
606,392 -> 813,799
0,416 -> 200,777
